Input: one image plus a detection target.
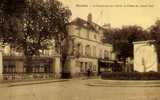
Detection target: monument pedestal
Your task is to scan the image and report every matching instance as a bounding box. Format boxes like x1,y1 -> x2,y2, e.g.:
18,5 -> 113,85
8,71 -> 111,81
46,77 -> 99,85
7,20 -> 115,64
133,40 -> 158,72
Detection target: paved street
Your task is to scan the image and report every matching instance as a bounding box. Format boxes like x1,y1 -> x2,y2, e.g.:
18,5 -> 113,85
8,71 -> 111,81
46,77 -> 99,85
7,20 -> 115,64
1,79 -> 160,100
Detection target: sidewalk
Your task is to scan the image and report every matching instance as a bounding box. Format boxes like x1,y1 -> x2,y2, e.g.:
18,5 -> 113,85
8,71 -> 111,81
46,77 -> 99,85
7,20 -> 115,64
0,76 -> 100,87
0,79 -> 71,87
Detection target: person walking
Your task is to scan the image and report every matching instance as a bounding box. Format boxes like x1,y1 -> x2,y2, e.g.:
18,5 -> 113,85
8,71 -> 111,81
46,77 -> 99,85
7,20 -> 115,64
87,68 -> 91,78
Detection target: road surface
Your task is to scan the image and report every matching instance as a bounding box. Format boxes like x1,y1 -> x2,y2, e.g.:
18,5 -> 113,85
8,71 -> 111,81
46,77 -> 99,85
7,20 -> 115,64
0,79 -> 160,100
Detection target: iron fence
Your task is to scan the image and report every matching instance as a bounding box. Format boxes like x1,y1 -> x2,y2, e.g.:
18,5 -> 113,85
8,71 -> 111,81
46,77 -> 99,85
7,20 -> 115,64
2,73 -> 55,81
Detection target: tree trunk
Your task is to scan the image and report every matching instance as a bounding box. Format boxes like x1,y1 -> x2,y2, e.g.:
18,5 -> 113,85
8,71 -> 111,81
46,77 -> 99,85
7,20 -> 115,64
60,37 -> 72,79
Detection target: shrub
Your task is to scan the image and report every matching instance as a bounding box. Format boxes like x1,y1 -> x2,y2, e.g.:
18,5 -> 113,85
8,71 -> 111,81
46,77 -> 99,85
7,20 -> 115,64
101,72 -> 160,80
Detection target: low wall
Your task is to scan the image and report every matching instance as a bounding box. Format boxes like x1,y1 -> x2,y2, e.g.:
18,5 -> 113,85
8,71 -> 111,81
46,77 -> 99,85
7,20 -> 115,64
101,72 -> 160,80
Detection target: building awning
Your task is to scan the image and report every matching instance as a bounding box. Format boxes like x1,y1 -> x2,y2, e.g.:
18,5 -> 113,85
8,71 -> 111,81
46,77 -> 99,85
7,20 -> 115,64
98,60 -> 123,68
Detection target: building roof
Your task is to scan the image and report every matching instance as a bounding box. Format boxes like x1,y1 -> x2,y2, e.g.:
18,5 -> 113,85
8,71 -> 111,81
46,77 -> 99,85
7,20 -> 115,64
69,17 -> 106,33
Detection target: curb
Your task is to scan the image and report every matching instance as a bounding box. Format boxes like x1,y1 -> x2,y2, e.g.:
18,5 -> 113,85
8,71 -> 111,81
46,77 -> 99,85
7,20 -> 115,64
0,79 -> 70,87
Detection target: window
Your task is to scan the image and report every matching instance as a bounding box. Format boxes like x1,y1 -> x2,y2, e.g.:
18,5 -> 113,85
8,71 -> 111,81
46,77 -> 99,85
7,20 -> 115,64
77,43 -> 83,56
85,45 -> 91,57
89,62 -> 92,70
79,44 -> 83,55
94,34 -> 97,40
35,66 -> 39,73
104,50 -> 109,60
99,49 -> 103,59
40,67 -> 44,73
93,46 -> 96,57
33,67 -> 36,73
80,62 -> 84,72
85,62 -> 88,71
3,65 -> 16,74
44,67 -> 48,73
23,67 -> 26,73
87,31 -> 89,38
93,65 -> 96,71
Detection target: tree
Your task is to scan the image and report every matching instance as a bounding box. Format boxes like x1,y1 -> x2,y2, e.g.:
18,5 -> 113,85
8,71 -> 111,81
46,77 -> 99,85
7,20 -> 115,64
149,20 -> 160,62
104,25 -> 148,61
0,0 -> 72,77
149,20 -> 160,41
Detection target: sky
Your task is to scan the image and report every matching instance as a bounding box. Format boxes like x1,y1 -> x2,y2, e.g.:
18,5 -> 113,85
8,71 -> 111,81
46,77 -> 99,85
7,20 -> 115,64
59,0 -> 160,29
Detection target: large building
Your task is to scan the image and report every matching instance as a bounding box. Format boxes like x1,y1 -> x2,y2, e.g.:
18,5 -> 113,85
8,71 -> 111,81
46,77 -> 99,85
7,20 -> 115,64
0,14 -> 115,80
0,43 -> 61,80
66,14 -> 115,76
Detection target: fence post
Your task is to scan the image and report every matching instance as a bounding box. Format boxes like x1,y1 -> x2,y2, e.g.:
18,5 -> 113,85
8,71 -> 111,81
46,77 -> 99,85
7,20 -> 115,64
52,56 -> 61,78
0,51 -> 3,80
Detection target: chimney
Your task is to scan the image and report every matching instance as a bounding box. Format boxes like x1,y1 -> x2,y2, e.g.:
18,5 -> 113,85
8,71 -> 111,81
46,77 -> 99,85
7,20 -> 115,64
87,13 -> 92,23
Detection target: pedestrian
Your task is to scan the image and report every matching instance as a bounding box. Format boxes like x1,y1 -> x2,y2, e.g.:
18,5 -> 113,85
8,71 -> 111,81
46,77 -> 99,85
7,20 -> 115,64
87,68 -> 91,78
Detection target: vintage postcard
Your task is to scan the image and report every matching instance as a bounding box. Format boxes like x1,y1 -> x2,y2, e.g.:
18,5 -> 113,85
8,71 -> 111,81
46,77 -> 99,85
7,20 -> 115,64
0,0 -> 160,100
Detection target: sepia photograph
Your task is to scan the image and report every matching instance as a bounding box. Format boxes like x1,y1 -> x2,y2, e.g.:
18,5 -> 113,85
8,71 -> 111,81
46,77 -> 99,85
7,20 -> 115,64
0,0 -> 160,100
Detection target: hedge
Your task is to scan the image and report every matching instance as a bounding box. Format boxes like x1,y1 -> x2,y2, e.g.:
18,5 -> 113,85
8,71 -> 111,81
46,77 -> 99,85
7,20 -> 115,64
101,72 -> 160,80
